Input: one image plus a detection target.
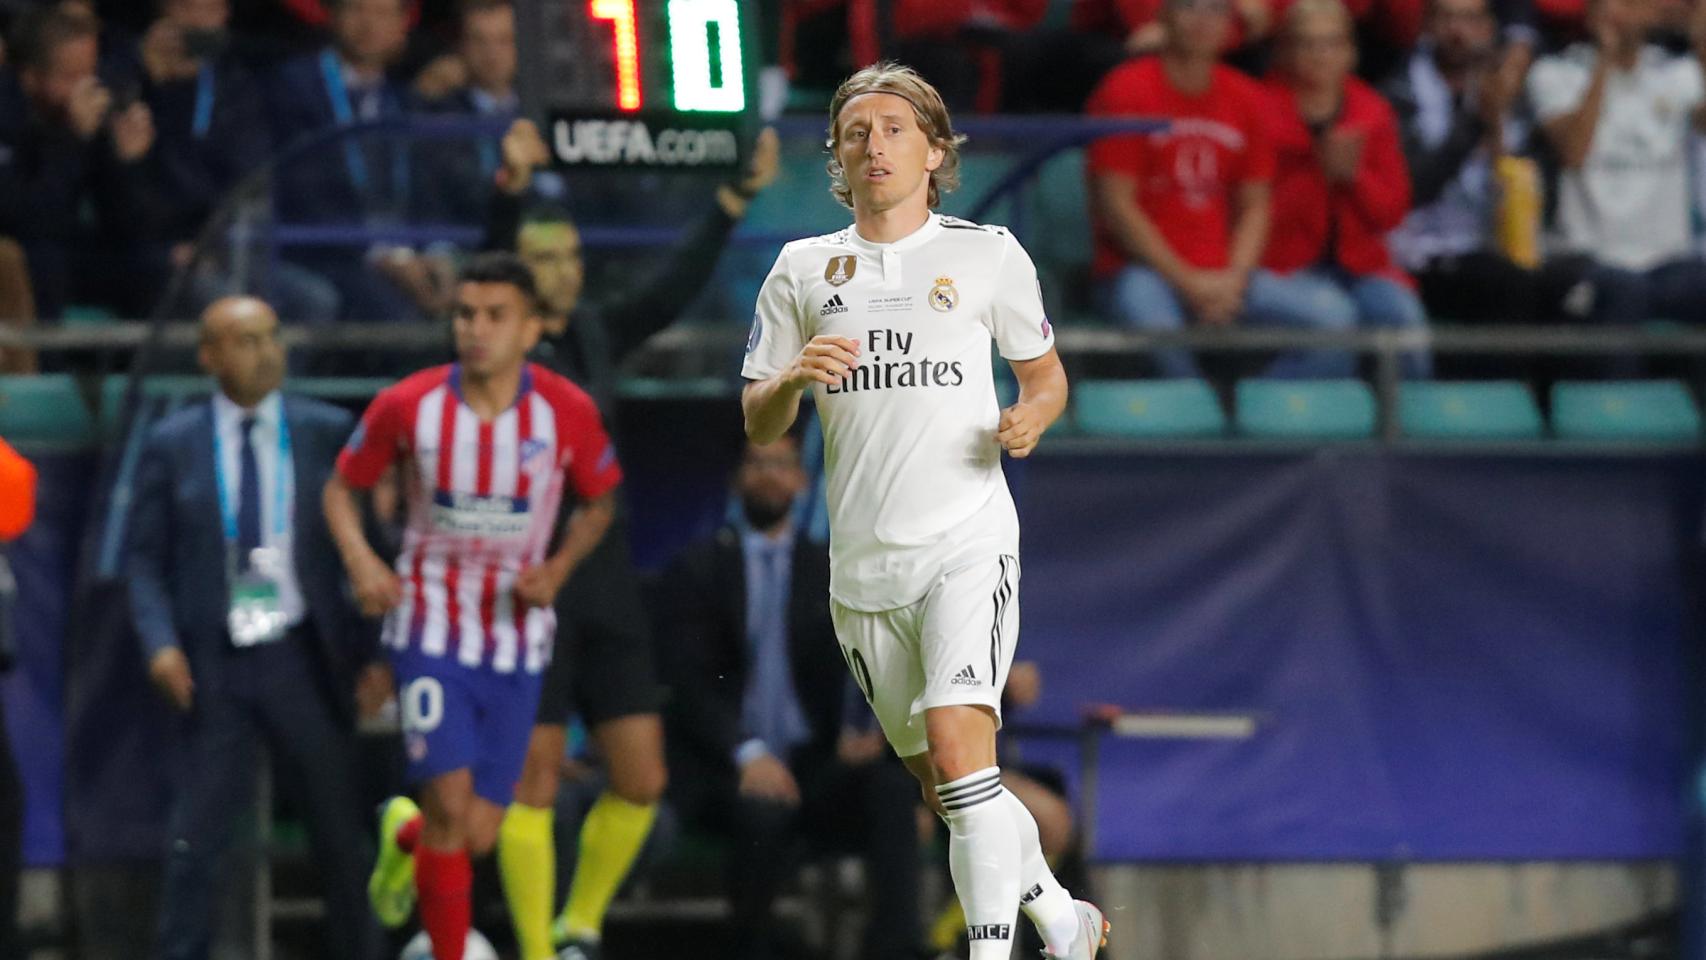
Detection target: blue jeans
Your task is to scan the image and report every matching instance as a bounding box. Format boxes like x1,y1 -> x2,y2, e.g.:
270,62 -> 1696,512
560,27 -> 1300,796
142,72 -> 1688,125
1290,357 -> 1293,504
1288,269 -> 1433,379
1099,266 -> 1432,379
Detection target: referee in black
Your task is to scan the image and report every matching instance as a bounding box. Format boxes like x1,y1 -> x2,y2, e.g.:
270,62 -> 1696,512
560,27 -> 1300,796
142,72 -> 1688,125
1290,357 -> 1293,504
484,117 -> 780,960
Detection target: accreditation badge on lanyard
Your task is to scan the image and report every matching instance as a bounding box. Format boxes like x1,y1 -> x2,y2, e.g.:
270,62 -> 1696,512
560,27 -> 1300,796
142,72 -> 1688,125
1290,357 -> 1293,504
215,409 -> 294,647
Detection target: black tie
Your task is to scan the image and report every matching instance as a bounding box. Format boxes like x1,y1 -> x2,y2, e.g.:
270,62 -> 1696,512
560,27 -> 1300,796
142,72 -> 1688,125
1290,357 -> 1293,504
237,416 -> 262,569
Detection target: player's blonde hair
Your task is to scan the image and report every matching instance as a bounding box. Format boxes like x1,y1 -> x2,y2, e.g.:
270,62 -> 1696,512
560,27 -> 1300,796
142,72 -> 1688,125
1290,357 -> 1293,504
825,62 -> 967,210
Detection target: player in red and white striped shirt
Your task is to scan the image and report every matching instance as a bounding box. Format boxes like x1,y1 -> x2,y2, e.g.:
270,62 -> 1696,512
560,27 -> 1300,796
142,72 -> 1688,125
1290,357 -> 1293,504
325,253 -> 619,960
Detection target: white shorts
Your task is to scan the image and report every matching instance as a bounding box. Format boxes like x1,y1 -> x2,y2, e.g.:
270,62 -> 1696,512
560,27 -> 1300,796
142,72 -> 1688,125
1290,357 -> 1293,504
830,553 -> 1020,757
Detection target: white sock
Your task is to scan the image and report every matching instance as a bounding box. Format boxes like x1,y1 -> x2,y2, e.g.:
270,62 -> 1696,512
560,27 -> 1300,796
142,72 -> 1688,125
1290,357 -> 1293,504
936,767 -> 1021,960
1001,787 -> 1080,956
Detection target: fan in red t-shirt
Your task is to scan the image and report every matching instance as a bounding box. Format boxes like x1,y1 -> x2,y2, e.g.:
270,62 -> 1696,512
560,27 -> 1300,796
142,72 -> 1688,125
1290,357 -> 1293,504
1085,0 -> 1360,379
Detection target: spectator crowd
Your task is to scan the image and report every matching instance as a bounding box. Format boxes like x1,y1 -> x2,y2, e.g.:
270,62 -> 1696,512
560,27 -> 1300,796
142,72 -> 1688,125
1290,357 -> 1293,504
0,0 -> 1704,371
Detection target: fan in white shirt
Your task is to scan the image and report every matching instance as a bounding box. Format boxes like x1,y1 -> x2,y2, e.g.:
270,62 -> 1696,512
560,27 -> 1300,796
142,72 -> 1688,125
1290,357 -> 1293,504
1529,0 -> 1706,321
740,62 -> 1107,960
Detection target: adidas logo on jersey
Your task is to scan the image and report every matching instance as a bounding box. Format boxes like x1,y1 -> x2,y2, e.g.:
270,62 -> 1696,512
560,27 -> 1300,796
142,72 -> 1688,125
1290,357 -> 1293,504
820,294 -> 848,316
951,665 -> 980,686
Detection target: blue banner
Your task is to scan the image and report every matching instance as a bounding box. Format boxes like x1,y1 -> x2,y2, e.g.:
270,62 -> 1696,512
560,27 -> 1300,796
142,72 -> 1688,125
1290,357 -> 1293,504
1009,450 -> 1703,861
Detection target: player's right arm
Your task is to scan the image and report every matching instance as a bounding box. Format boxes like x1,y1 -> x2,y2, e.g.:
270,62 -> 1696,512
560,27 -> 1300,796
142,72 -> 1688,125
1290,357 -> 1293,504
739,245 -> 861,443
324,390 -> 406,617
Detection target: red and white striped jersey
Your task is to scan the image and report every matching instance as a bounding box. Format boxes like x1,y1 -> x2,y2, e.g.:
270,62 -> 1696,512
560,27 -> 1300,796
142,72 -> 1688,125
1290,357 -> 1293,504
336,363 -> 622,674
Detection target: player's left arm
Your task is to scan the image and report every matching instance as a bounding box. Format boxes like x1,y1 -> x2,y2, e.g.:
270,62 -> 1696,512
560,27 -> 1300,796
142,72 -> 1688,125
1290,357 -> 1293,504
1000,349 -> 1068,459
517,384 -> 625,608
515,489 -> 617,609
987,233 -> 1068,459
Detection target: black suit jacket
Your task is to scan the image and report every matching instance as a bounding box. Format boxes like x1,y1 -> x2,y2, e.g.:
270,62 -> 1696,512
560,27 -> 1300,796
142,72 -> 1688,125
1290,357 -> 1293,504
127,393 -> 376,722
659,525 -> 846,775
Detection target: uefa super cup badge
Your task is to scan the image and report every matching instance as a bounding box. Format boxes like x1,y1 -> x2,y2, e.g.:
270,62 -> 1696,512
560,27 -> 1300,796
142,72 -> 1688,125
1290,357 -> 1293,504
929,276 -> 959,312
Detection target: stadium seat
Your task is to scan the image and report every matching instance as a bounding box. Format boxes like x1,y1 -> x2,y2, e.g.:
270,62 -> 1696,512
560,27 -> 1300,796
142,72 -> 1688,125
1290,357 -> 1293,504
1074,379 -> 1227,438
1551,380 -> 1702,441
1235,379 -> 1376,439
0,374 -> 95,445
98,374 -> 212,431
1398,381 -> 1543,440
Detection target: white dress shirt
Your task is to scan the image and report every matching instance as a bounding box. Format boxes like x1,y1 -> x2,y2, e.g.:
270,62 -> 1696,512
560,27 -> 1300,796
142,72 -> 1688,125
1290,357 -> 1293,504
212,390 -> 306,626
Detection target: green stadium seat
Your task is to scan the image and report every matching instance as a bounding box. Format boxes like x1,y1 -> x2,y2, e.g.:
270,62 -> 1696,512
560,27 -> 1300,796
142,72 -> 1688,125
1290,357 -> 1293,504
1236,379 -> 1376,439
0,374 -> 95,445
1075,379 -> 1227,438
61,304 -> 117,325
99,374 -> 212,431
1398,381 -> 1543,440
1551,380 -> 1701,441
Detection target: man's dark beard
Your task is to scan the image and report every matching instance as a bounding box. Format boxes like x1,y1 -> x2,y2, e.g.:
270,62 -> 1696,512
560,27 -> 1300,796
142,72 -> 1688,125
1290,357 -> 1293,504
742,493 -> 793,531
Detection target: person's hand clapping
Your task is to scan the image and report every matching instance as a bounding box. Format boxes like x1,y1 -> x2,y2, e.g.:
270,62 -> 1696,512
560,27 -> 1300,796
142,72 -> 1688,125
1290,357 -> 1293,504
784,335 -> 861,390
67,77 -> 111,141
110,101 -> 156,163
1318,128 -> 1365,184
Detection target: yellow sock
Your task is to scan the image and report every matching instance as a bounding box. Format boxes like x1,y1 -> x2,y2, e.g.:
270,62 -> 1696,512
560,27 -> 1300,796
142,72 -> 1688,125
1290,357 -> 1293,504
929,896 -> 967,951
498,803 -> 556,960
557,791 -> 658,940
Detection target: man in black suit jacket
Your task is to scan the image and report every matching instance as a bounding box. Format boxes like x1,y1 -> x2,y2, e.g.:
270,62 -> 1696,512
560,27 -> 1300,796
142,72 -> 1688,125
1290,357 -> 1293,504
127,296 -> 389,960
265,0 -> 419,321
659,433 -> 922,960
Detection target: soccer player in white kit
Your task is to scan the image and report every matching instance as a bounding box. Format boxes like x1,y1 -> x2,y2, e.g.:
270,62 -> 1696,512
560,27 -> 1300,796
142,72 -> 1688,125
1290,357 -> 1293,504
740,63 -> 1109,960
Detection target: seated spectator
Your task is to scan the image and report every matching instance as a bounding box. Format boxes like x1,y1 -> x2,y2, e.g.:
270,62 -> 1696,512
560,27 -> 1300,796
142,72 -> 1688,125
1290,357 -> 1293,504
268,0 -> 424,322
0,238 -> 35,373
1528,0 -> 1706,324
135,0 -> 346,323
415,0 -> 517,223
1385,0 -> 1595,326
658,434 -> 922,960
138,0 -> 269,251
1087,0 -> 1360,380
1263,0 -> 1432,377
0,5 -> 165,320
1076,0 -> 1275,57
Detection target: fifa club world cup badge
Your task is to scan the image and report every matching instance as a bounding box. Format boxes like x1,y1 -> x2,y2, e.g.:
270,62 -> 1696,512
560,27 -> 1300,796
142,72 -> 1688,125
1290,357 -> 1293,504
824,255 -> 856,286
929,276 -> 959,312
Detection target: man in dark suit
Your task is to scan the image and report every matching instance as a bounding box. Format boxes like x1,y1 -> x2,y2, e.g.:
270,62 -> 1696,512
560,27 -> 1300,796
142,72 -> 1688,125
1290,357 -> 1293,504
265,0 -> 420,321
659,433 -> 922,960
127,295 -> 389,960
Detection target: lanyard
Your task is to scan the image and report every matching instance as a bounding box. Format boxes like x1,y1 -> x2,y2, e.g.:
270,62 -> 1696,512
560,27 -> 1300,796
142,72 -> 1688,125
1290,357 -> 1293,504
318,49 -> 412,208
320,48 -> 373,192
192,63 -> 215,139
211,403 -> 292,547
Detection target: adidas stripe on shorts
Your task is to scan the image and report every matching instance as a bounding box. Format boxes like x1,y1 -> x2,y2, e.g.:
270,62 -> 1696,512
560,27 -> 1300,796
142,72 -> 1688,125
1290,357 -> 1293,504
830,553 -> 1020,757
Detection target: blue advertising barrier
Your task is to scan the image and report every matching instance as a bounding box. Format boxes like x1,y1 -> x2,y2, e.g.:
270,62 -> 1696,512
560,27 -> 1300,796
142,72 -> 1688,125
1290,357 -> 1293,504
21,431 -> 1706,866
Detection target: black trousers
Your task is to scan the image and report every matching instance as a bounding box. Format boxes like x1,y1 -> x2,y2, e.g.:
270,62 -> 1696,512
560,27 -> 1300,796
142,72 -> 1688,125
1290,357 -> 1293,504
672,750 -> 922,960
157,626 -> 379,960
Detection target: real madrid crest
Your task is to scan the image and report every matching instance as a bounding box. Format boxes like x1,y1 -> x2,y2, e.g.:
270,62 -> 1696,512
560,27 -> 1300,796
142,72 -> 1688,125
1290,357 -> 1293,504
929,276 -> 958,312
824,255 -> 857,287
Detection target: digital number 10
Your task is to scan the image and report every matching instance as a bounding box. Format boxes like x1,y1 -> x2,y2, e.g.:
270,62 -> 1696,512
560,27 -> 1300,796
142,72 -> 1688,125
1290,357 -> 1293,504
589,0 -> 747,113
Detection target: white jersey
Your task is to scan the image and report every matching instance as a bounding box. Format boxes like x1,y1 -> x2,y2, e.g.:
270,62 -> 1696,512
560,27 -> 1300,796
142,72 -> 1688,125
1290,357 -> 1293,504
742,214 -> 1056,611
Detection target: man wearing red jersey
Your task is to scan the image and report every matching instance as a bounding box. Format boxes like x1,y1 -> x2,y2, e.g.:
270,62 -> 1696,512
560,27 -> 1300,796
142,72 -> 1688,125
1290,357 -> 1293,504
323,252 -> 620,960
1087,0 -> 1358,379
